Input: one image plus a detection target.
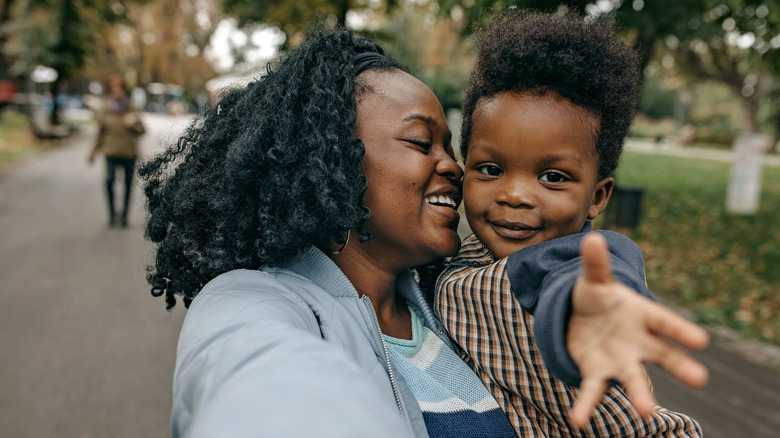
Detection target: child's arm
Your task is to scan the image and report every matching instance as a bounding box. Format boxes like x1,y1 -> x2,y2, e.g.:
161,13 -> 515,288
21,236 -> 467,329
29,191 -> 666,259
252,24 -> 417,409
566,233 -> 709,427
506,229 -> 708,427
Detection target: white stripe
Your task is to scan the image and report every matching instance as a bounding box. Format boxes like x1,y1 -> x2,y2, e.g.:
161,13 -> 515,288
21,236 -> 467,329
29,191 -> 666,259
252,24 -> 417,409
406,329 -> 442,370
418,396 -> 501,414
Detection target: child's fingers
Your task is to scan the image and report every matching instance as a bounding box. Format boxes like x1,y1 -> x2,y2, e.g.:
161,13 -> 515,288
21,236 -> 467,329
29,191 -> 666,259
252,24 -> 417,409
653,345 -> 710,388
638,300 -> 710,387
572,377 -> 608,428
646,303 -> 710,351
641,329 -> 709,388
580,232 -> 613,284
621,365 -> 658,418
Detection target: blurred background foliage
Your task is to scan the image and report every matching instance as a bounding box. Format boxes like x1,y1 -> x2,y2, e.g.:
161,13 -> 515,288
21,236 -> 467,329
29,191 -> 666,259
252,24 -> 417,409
1,0 -> 779,344
1,0 -> 779,147
602,152 -> 780,344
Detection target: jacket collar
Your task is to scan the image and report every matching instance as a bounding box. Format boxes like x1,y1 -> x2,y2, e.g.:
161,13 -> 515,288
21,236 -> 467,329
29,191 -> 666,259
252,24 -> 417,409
284,246 -> 359,298
284,246 -> 447,335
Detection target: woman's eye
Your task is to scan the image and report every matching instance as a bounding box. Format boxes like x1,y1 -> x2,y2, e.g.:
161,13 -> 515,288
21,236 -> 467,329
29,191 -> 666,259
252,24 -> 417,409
539,171 -> 567,183
477,165 -> 502,177
407,139 -> 432,152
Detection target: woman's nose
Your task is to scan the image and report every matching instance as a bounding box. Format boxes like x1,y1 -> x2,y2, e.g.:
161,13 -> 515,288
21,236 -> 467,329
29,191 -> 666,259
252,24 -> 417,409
436,151 -> 464,182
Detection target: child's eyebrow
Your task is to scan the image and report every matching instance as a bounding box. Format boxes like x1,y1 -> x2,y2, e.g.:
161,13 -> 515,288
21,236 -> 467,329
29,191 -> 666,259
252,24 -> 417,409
539,152 -> 586,167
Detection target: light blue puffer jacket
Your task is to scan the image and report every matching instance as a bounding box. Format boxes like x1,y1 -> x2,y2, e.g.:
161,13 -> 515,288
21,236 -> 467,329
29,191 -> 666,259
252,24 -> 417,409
171,246 -> 455,437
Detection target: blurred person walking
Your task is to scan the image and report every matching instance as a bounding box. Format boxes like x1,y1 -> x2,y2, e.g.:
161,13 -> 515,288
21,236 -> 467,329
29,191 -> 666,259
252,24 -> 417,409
88,75 -> 145,227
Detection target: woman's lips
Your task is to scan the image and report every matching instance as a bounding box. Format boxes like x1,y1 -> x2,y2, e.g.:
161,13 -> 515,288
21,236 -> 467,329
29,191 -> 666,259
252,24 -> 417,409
424,194 -> 458,209
424,195 -> 460,224
489,220 -> 540,239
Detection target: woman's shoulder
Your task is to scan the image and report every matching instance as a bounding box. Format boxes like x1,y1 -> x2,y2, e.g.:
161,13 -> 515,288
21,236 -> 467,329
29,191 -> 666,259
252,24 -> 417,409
178,268 -> 327,357
191,268 -> 318,311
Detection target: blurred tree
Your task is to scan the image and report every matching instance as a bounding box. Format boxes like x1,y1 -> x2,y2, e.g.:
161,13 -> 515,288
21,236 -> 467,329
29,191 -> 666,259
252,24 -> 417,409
223,0 -> 352,44
43,0 -> 91,124
660,1 -> 779,137
2,0 -> 219,129
436,0 -> 706,81
99,0 -> 219,92
373,4 -> 473,112
3,0 -> 146,126
637,72 -> 679,120
0,0 -> 19,78
434,0 -> 780,142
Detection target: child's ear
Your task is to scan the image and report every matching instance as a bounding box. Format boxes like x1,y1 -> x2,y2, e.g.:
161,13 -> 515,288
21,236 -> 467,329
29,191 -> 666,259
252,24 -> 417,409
587,177 -> 615,220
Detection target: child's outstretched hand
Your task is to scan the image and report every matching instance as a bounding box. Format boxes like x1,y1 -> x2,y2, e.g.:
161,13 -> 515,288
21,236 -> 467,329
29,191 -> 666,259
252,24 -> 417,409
567,232 -> 709,428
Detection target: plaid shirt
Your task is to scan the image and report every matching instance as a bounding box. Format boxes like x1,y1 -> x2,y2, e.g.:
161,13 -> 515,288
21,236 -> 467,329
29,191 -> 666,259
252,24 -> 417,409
435,235 -> 703,437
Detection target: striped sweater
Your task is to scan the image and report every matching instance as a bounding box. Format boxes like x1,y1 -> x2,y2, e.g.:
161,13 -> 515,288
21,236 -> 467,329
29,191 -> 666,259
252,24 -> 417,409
384,304 -> 518,438
435,233 -> 703,437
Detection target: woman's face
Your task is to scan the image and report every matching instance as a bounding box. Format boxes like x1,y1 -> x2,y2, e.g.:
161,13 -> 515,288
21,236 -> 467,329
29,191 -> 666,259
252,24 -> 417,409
354,70 -> 463,271
109,77 -> 127,101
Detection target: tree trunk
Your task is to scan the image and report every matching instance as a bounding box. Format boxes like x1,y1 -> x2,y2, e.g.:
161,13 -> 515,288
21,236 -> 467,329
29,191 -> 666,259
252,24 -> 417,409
49,76 -> 61,126
632,27 -> 657,78
335,0 -> 349,28
738,93 -> 759,134
0,0 -> 17,77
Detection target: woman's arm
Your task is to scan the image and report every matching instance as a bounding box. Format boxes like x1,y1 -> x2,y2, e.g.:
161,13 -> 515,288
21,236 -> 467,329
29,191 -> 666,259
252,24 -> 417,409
88,116 -> 106,163
173,271 -> 411,438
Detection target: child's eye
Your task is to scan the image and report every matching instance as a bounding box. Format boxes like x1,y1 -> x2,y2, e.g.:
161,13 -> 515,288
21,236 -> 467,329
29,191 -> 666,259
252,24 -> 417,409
477,165 -> 503,177
539,171 -> 568,183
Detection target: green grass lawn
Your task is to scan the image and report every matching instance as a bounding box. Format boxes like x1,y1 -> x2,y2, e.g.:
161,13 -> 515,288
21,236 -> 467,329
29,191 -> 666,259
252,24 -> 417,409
0,109 -> 40,166
597,151 -> 780,345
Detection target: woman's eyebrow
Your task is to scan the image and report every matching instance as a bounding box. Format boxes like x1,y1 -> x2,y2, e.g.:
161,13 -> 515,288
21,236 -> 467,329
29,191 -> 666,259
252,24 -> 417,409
403,113 -> 436,126
402,114 -> 452,143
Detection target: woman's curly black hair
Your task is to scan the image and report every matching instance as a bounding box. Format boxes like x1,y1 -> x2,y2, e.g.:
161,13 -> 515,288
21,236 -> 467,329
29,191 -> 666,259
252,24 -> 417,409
461,10 -> 641,179
139,30 -> 407,309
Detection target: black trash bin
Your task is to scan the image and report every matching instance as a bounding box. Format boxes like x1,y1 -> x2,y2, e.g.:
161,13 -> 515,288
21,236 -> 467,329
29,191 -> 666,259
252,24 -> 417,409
607,186 -> 644,228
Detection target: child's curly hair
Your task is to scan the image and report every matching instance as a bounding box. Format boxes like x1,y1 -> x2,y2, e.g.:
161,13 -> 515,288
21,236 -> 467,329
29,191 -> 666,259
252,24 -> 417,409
139,30 -> 406,309
461,10 -> 641,179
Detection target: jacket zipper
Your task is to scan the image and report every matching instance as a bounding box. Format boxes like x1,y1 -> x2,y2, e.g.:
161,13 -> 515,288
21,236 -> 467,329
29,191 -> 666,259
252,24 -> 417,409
362,295 -> 406,420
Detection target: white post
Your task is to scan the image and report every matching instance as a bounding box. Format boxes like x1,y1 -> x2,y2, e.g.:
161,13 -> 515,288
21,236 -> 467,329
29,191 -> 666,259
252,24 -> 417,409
726,133 -> 767,214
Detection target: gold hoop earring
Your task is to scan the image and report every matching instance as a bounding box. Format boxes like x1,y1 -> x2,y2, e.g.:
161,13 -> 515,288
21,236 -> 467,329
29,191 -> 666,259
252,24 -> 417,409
331,230 -> 351,255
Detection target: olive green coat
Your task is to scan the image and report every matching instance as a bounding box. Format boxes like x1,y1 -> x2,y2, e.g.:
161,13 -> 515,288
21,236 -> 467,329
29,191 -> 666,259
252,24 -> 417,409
89,106 -> 145,160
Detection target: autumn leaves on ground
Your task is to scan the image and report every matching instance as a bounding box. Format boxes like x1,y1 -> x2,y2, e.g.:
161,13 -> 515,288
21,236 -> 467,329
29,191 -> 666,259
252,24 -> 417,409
605,152 -> 780,346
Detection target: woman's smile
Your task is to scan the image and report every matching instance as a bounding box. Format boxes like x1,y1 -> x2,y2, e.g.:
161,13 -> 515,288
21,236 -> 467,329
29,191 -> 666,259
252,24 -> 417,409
424,190 -> 461,223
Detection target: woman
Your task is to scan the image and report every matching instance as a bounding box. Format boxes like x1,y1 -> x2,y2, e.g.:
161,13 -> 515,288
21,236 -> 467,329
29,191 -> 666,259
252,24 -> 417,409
140,31 -> 706,437
88,75 -> 145,227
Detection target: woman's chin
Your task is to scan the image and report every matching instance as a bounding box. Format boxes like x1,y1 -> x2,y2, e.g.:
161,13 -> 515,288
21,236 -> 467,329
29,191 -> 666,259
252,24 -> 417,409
436,231 -> 462,258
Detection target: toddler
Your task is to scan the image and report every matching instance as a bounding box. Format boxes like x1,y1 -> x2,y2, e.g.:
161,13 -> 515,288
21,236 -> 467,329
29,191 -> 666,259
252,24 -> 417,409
436,11 -> 705,436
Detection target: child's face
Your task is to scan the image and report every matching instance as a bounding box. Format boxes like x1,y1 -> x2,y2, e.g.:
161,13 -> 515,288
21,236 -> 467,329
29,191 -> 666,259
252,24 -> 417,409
463,91 -> 613,259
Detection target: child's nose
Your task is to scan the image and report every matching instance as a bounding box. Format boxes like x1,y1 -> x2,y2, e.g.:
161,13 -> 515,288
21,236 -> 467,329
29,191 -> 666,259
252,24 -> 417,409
496,178 -> 536,208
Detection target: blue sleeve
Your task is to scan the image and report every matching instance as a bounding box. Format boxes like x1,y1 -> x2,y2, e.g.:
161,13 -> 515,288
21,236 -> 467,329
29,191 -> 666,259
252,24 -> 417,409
505,227 -> 653,387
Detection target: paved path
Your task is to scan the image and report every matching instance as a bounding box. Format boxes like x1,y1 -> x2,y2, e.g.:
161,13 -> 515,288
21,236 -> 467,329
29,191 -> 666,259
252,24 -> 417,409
648,343 -> 780,437
1,117 -> 779,437
0,113 -> 189,438
626,137 -> 780,167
